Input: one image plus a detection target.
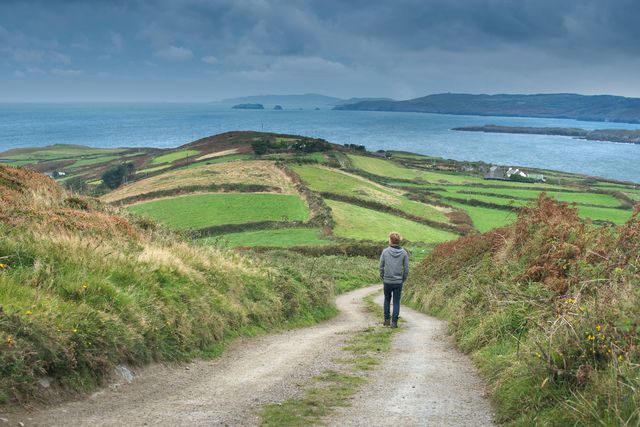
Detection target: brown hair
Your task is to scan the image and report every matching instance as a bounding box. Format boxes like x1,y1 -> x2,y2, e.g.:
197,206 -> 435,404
388,232 -> 401,245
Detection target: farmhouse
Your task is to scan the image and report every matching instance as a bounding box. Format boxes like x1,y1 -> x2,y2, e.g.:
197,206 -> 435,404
484,166 -> 545,182
484,165 -> 507,180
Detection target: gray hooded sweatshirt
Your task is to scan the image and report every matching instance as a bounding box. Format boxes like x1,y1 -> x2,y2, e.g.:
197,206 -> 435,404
379,245 -> 409,285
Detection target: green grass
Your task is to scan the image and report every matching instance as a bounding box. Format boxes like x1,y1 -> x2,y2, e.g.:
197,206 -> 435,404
441,186 -> 622,207
177,154 -> 253,170
68,155 -> 120,169
201,228 -> 332,248
301,152 -> 327,162
136,164 -> 173,174
577,206 -> 634,224
293,164 -> 449,223
326,200 -> 457,243
149,149 -> 200,165
0,145 -> 123,161
348,154 -> 558,188
127,193 -> 309,229
446,201 -> 517,232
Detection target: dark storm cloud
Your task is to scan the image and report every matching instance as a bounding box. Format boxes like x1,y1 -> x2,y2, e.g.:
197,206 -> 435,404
1,0 -> 639,101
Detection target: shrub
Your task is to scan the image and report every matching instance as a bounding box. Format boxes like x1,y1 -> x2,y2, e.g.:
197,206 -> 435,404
101,163 -> 135,189
404,195 -> 640,425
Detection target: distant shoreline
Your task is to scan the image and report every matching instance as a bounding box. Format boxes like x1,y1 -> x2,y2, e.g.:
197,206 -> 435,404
452,124 -> 640,145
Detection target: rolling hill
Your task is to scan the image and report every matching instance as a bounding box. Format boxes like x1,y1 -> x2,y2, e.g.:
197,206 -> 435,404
4,130 -> 637,253
334,93 -> 640,124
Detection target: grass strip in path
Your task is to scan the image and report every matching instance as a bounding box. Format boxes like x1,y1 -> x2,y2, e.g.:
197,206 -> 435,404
260,294 -> 397,426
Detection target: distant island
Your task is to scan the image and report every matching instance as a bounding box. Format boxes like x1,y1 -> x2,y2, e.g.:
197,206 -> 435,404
453,124 -> 640,144
273,105 -> 283,110
232,103 -> 264,110
334,93 -> 640,124
219,93 -> 393,107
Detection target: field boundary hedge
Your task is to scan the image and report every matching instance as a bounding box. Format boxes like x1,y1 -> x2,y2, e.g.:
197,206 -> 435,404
319,192 -> 468,235
191,220 -> 306,238
276,163 -> 335,233
110,183 -> 281,206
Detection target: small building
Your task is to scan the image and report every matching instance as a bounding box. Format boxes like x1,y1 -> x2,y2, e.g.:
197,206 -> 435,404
506,167 -> 527,179
484,165 -> 507,180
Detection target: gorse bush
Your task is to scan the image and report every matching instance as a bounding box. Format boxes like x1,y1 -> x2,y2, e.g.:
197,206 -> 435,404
404,195 -> 640,425
0,166 -> 370,405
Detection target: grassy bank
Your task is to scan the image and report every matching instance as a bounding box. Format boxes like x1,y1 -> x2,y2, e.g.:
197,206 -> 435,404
0,166 -> 377,406
404,195 -> 640,425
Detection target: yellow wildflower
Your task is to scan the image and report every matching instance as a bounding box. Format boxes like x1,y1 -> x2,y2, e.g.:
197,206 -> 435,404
25,310 -> 32,316
618,355 -> 624,362
82,283 -> 89,290
0,263 -> 7,269
73,328 -> 78,334
587,334 -> 595,341
596,325 -> 601,332
6,335 -> 14,346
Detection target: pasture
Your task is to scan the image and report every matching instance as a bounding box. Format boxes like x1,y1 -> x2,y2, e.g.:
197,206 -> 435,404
126,193 -> 309,230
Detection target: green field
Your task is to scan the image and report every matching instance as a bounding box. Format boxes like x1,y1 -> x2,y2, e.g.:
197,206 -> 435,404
577,206 -> 634,224
442,186 -> 622,207
202,227 -> 332,247
150,149 -> 200,165
348,154 -> 557,188
445,201 -> 517,232
293,164 -> 450,223
127,193 -> 309,229
0,145 -> 123,161
326,200 -> 457,243
69,155 -> 120,168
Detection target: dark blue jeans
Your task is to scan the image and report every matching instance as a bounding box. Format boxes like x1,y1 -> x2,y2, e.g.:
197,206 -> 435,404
383,282 -> 403,321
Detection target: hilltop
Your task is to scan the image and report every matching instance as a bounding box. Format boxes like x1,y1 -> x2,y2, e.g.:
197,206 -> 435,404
334,93 -> 640,124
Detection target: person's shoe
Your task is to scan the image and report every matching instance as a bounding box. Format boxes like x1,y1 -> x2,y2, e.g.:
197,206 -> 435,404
383,319 -> 390,327
391,320 -> 398,328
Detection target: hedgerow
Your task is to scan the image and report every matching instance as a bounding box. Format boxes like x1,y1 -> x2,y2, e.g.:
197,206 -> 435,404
404,195 -> 640,425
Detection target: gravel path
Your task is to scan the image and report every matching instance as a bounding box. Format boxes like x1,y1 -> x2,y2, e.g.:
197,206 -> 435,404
3,286 -> 495,427
328,293 -> 495,426
4,286 -> 379,427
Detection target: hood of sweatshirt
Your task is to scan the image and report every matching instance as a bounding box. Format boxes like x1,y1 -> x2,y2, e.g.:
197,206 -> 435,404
387,245 -> 405,258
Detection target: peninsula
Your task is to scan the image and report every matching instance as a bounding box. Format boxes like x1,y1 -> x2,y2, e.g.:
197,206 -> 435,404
452,124 -> 640,144
334,93 -> 640,124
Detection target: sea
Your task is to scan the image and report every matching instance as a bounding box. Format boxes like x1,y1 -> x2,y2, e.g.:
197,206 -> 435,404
1,102 -> 639,183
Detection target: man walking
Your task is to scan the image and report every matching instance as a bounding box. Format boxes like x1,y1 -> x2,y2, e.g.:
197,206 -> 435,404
379,232 -> 409,328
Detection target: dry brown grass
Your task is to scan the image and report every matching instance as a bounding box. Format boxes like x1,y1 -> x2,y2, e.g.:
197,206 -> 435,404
195,148 -> 240,161
102,161 -> 297,203
0,165 -> 138,238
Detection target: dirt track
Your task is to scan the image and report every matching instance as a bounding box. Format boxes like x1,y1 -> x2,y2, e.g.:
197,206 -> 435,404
329,293 -> 495,426
4,286 -> 494,426
5,286 -> 378,427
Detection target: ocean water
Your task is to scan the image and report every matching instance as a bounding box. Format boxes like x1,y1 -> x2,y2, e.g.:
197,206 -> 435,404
1,103 -> 639,183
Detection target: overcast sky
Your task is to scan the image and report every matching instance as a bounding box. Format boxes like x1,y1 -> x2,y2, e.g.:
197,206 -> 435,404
1,0 -> 639,101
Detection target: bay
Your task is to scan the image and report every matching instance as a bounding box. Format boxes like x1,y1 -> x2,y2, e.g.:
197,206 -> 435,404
1,102 -> 639,183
